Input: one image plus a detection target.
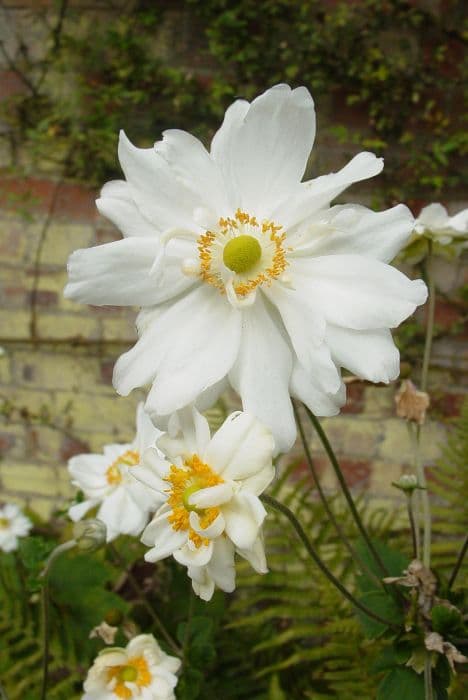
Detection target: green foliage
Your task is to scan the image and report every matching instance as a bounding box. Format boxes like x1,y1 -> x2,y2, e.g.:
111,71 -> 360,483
2,1 -> 466,201
430,399 -> 468,578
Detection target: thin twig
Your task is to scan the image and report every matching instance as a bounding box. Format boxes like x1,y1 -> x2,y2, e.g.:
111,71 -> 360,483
406,493 -> 418,560
107,544 -> 181,655
293,401 -> 383,588
302,404 -> 389,577
261,494 -> 400,630
448,534 -> 468,590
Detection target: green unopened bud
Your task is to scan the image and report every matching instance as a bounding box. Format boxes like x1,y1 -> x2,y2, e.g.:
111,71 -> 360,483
392,475 -> 424,493
73,519 -> 107,551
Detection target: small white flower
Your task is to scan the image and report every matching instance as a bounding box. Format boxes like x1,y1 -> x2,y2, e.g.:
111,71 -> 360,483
137,408 -> 275,601
68,404 -> 163,541
414,203 -> 468,245
82,634 -> 181,700
0,503 -> 32,552
65,84 -> 427,452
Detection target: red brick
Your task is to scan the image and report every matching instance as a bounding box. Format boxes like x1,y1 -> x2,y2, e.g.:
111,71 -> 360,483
0,177 -> 97,222
293,455 -> 327,486
339,458 -> 372,489
433,300 -> 463,332
29,290 -> 58,306
60,435 -> 90,462
0,70 -> 25,101
0,433 -> 15,453
431,391 -> 465,419
342,382 -> 365,414
100,359 -> 115,384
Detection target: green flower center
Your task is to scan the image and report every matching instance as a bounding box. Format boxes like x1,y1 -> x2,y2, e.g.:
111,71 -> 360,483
182,483 -> 203,512
117,665 -> 138,682
0,518 -> 9,529
223,235 -> 262,274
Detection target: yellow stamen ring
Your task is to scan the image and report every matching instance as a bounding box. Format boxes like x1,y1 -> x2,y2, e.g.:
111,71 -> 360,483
165,454 -> 223,548
105,449 -> 140,486
198,208 -> 288,298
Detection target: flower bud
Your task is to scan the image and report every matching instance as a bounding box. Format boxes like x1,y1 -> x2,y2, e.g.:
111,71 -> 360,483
73,518 -> 107,551
392,474 -> 422,493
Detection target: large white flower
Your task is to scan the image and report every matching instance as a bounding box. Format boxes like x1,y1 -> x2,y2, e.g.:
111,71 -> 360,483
65,84 -> 427,452
68,403 -> 162,541
0,503 -> 32,552
414,203 -> 468,245
136,408 -> 275,601
82,634 -> 180,700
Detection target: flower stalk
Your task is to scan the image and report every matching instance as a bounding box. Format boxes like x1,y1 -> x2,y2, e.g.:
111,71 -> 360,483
261,494 -> 399,630
448,534 -> 468,590
302,404 -> 389,577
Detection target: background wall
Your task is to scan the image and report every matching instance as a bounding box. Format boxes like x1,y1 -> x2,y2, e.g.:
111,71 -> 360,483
0,0 -> 466,519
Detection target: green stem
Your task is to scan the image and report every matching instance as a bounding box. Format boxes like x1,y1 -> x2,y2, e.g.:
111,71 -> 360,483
302,404 -> 389,577
424,655 -> 434,700
39,540 -> 76,700
448,534 -> 468,590
406,493 -> 418,560
0,680 -> 10,700
261,494 -> 399,630
107,544 -> 181,655
294,401 -> 383,588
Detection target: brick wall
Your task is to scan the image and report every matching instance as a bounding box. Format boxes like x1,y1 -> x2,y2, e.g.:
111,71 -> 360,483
0,1 -> 467,519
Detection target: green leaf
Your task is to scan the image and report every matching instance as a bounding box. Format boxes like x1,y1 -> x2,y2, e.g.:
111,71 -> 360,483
372,643 -> 411,672
268,673 -> 287,700
356,590 -> 403,639
377,668 -> 425,700
431,604 -> 463,636
176,666 -> 204,699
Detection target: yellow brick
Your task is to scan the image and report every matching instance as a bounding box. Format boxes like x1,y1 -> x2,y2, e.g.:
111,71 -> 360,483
55,390 -> 141,434
363,386 -> 396,417
40,223 -> 95,266
368,459 -> 405,496
1,387 -> 55,415
100,316 -> 137,342
13,350 -> 102,391
27,497 -> 58,520
378,419 -> 446,465
37,270 -> 79,312
0,309 -> 31,339
0,463 -> 58,496
320,417 -> 381,458
36,312 -> 100,340
0,349 -> 12,384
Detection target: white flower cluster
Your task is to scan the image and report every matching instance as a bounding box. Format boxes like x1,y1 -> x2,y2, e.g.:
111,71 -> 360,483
0,503 -> 32,552
63,84 -> 429,700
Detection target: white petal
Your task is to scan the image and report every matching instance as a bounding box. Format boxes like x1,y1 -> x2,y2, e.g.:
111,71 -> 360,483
96,180 -> 156,237
189,511 -> 225,539
98,489 -> 147,539
203,412 -> 274,482
142,513 -> 186,562
290,204 -> 414,263
290,361 -> 346,417
241,465 -> 276,496
173,540 -> 213,567
326,326 -> 400,383
237,535 -> 268,574
292,255 -> 427,330
118,131 -> 200,232
140,447 -> 171,480
274,151 -> 383,229
144,289 -> 242,416
188,484 -> 233,509
207,537 -> 236,592
158,406 -> 211,459
212,85 -> 315,216
222,493 -> 266,550
65,238 -> 165,306
210,98 -> 249,207
229,295 -> 295,454
134,403 -> 162,453
68,499 -> 98,521
155,129 -> 229,213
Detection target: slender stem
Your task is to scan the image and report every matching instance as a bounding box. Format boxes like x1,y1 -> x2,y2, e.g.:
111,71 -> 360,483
424,655 -> 434,700
302,404 -> 389,577
108,544 -> 181,655
0,680 -> 10,700
182,587 -> 195,668
294,402 -> 383,588
39,539 -> 76,700
448,534 -> 468,590
421,240 -> 435,394
406,493 -> 418,560
261,494 -> 399,630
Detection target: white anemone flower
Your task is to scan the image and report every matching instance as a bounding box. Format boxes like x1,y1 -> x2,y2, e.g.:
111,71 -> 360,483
414,203 -> 468,245
136,408 -> 275,601
0,503 -> 32,552
68,403 -> 163,541
65,84 -> 427,452
82,634 -> 180,700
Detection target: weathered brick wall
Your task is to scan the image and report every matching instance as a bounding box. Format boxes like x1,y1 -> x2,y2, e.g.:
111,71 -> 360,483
0,1 -> 467,519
